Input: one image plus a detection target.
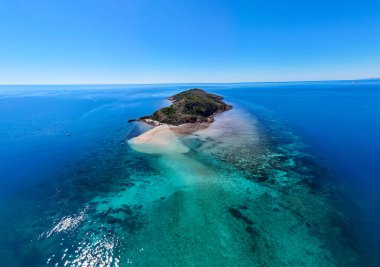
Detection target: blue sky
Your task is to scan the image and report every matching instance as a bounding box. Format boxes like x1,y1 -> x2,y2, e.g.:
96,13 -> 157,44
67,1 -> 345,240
0,0 -> 379,84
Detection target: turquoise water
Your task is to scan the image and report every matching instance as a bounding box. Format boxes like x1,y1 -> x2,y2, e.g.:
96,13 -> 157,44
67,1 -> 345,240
0,82 -> 379,266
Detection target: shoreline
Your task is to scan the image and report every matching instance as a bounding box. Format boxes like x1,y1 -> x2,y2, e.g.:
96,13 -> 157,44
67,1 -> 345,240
128,123 -> 203,154
128,120 -> 212,155
129,88 -> 232,126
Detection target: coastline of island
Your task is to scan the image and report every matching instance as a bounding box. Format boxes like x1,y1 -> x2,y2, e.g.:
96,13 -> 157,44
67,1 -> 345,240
128,89 -> 232,154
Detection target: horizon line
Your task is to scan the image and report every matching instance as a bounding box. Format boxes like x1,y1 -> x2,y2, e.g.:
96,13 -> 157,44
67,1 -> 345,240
0,77 -> 379,86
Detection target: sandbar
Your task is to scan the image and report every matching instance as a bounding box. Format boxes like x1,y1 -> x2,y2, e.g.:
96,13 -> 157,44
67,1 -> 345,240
128,124 -> 191,154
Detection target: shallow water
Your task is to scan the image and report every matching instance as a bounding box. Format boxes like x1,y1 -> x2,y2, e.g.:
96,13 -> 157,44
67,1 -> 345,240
0,82 -> 379,266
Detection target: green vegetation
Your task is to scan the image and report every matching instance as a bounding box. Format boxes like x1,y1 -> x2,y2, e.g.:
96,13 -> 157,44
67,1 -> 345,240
141,89 -> 232,125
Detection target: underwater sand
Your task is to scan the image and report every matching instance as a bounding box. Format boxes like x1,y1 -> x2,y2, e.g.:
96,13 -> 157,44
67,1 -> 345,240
122,109 -> 358,266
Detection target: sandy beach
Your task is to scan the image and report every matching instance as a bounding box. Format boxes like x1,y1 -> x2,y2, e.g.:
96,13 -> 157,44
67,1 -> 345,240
128,124 -> 196,154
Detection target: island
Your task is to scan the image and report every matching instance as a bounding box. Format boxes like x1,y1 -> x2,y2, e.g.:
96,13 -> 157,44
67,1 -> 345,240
137,88 -> 232,126
128,89 -> 232,154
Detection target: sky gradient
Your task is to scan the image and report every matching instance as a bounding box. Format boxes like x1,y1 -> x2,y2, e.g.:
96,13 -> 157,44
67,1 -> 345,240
1,0 -> 380,84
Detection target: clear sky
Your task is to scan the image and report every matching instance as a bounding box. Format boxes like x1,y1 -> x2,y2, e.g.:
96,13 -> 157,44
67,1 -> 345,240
0,0 -> 380,84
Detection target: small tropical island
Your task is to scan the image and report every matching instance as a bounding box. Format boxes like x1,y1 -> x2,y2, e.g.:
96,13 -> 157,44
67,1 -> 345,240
128,89 -> 232,154
130,88 -> 232,126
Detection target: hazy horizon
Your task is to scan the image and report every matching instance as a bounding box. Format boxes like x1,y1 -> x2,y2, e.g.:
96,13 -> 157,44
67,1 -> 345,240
0,77 -> 379,86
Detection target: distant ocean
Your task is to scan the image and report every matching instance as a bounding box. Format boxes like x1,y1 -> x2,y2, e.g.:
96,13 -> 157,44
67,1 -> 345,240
0,81 -> 379,266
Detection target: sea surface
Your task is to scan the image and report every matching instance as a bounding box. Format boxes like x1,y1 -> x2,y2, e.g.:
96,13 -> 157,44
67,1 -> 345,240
0,81 -> 379,266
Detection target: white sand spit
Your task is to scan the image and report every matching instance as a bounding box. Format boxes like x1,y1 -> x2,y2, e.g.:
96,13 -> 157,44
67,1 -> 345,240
128,124 -> 190,154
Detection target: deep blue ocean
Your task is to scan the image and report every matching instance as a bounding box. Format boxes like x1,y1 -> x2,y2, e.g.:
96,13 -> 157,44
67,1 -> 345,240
0,81 -> 379,266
